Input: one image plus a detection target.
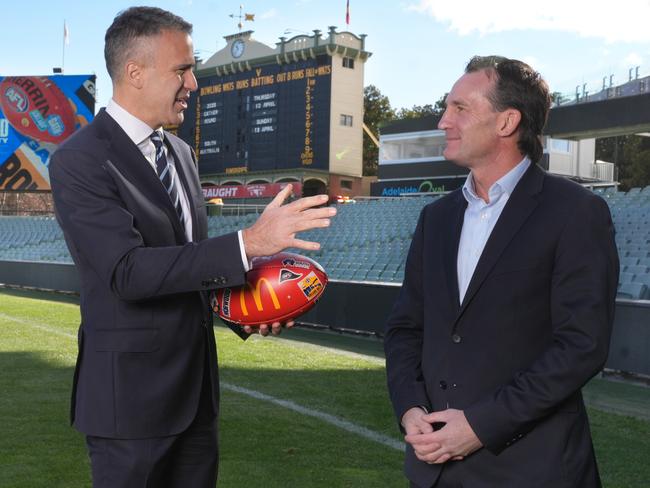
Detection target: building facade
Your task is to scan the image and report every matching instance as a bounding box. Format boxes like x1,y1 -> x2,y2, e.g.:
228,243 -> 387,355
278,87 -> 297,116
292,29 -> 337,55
174,27 -> 371,201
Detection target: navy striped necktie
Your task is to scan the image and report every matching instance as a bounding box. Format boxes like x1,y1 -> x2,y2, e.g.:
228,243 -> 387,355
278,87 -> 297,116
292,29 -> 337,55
150,131 -> 184,223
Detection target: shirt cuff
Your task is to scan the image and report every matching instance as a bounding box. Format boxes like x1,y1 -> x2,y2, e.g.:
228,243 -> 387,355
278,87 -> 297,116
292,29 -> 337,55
237,230 -> 250,272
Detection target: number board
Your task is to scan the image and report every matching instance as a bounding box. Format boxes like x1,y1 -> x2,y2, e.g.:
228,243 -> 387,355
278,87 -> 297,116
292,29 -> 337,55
178,56 -> 332,175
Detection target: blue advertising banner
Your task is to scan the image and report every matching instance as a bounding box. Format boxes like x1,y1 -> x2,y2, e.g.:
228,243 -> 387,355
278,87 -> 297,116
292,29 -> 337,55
0,74 -> 95,190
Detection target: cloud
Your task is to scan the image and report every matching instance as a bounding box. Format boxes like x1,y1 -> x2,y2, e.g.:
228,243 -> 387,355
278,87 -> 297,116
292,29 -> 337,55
260,8 -> 278,20
622,52 -> 644,67
409,0 -> 650,43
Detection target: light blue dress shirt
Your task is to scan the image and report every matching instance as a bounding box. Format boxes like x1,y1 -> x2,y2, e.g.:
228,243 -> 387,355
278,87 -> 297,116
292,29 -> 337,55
457,157 -> 531,303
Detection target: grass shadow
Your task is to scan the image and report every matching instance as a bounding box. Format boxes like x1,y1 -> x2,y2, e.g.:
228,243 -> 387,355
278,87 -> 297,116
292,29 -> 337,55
0,351 -> 88,488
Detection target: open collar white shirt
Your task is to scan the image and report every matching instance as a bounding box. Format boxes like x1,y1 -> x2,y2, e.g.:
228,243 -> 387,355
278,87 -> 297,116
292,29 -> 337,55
457,157 -> 531,303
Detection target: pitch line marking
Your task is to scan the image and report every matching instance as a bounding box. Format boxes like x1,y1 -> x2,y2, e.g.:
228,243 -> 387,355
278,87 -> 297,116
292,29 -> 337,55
222,382 -> 404,451
2,311 -> 404,452
0,312 -> 77,340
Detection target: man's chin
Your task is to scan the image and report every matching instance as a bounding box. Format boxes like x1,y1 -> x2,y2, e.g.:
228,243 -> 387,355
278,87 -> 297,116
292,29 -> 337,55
444,151 -> 470,168
165,113 -> 185,127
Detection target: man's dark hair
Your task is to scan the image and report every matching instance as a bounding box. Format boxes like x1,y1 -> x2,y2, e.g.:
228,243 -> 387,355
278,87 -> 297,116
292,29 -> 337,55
465,55 -> 551,163
105,6 -> 193,81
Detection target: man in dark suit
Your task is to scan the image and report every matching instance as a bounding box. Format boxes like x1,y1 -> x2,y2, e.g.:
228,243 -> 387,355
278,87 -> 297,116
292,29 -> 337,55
384,56 -> 619,487
49,7 -> 335,487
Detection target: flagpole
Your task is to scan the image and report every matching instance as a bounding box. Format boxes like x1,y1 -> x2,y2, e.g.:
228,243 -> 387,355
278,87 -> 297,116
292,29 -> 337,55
62,20 -> 66,72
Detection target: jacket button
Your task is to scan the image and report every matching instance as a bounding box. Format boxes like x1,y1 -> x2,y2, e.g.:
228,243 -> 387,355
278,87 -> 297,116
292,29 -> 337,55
439,380 -> 447,390
452,334 -> 462,343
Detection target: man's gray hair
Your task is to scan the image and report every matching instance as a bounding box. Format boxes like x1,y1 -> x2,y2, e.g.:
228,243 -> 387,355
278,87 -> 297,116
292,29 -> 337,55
104,6 -> 192,81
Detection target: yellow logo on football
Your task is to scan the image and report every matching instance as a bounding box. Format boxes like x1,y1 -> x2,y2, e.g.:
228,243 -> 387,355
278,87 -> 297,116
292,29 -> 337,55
298,272 -> 323,301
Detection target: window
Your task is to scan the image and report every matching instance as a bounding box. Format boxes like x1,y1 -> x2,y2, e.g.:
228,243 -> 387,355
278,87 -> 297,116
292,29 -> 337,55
342,57 -> 355,69
340,179 -> 353,190
340,114 -> 353,127
379,132 -> 447,162
548,138 -> 570,154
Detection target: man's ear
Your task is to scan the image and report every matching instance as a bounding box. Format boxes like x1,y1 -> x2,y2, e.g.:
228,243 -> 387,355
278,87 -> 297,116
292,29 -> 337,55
497,109 -> 521,137
124,60 -> 145,89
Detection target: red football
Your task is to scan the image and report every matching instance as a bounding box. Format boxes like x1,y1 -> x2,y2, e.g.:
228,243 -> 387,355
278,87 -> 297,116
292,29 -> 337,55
0,76 -> 76,144
212,252 -> 328,326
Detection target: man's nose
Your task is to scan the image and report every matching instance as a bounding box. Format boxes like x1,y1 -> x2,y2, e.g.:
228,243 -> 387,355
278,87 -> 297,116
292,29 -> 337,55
438,110 -> 451,130
185,71 -> 198,92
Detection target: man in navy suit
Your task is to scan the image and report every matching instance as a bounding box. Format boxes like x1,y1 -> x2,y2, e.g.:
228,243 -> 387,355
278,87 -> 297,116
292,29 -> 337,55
49,7 -> 335,487
384,56 -> 619,487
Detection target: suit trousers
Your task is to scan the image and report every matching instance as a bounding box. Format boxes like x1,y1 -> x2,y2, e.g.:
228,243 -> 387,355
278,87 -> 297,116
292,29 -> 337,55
410,463 -> 463,488
86,356 -> 218,488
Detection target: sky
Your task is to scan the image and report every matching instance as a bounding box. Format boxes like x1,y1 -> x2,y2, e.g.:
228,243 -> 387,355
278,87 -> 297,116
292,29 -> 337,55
2,0 -> 649,113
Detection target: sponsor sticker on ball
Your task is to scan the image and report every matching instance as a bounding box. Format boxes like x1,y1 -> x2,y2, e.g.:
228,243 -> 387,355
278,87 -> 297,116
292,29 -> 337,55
222,288 -> 231,317
29,109 -> 48,131
279,269 -> 302,283
4,86 -> 28,112
282,258 -> 311,269
298,271 -> 323,301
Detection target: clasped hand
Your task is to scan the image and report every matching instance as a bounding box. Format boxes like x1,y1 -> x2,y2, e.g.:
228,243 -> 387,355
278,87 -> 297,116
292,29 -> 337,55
402,407 -> 483,464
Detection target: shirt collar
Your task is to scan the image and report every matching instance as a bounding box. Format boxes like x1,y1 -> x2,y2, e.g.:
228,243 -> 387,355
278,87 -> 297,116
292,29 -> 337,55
105,99 -> 162,147
462,156 -> 531,205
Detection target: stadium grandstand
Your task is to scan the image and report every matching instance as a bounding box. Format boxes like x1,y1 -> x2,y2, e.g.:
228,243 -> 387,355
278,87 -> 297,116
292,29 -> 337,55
1,186 -> 650,299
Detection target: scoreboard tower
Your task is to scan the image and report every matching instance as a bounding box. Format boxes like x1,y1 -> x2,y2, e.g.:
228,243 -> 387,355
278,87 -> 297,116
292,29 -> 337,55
176,27 -> 371,199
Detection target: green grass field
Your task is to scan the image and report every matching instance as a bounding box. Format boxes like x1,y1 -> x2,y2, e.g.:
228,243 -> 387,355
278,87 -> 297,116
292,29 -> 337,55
1,287 -> 649,487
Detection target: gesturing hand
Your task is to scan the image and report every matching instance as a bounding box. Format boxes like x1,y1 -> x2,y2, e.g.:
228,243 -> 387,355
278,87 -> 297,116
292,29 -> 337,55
242,184 -> 336,259
404,409 -> 482,464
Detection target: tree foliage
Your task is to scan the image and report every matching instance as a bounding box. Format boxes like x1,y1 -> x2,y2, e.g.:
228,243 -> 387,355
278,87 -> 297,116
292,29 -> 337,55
361,88 -> 449,176
362,85 -> 394,176
395,94 -> 448,120
596,135 -> 650,190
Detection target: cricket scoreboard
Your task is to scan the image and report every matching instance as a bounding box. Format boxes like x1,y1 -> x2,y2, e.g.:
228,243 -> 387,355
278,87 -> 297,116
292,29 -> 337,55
177,55 -> 332,175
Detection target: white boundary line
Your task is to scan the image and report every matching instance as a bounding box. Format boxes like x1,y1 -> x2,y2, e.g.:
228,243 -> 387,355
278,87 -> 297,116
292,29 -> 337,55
1,311 -> 404,452
222,382 -> 404,451
0,312 -> 76,340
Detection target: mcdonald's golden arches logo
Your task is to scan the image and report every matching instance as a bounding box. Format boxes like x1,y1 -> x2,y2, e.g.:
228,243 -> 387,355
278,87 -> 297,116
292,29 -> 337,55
239,277 -> 281,316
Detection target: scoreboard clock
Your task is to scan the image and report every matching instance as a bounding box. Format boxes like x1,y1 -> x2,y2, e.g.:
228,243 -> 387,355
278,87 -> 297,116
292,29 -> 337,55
231,39 -> 245,58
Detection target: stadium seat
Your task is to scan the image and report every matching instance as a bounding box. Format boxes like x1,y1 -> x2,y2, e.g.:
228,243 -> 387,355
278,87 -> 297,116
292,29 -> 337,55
619,272 -> 637,284
617,282 -> 648,300
625,265 -> 650,276
620,256 -> 640,268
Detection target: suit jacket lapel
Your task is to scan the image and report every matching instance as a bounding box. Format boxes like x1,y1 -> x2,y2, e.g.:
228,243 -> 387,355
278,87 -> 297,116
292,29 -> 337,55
443,191 -> 467,314
165,135 -> 201,242
456,164 -> 545,322
97,111 -> 186,243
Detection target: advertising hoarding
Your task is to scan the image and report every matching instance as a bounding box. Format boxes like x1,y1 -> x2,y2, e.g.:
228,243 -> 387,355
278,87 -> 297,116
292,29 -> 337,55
0,74 -> 95,191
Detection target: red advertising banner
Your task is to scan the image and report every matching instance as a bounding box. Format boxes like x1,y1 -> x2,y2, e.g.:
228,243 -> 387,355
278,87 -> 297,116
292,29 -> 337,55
202,182 -> 302,200
0,74 -> 96,191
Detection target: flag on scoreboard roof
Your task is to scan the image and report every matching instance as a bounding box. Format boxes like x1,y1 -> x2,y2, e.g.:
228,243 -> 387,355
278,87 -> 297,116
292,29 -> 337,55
64,20 -> 69,45
346,0 -> 350,25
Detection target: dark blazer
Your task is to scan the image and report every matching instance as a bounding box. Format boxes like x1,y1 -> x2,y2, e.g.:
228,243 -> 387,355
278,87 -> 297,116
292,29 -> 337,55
384,164 -> 619,488
49,109 -> 247,439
